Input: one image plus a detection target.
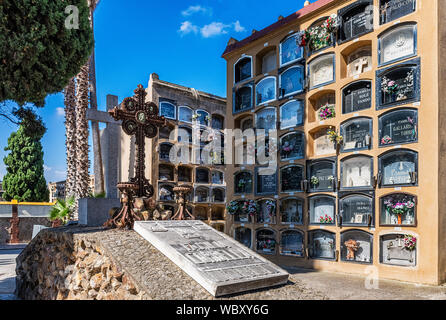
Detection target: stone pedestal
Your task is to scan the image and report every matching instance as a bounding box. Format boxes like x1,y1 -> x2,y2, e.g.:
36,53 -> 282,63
78,198 -> 121,227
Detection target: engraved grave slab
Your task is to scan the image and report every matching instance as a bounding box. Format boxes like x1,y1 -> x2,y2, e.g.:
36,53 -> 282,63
134,220 -> 289,297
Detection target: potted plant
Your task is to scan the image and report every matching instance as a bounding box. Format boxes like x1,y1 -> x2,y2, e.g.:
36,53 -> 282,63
311,176 -> 320,187
318,103 -> 336,120
320,214 -> 333,224
48,196 -> 76,227
403,234 -> 417,251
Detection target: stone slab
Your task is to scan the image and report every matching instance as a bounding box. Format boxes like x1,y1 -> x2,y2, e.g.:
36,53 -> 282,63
78,198 -> 121,227
134,220 -> 289,297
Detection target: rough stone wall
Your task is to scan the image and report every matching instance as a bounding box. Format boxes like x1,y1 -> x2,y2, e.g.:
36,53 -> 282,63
0,217 -> 51,244
0,218 -> 10,243
15,226 -> 147,300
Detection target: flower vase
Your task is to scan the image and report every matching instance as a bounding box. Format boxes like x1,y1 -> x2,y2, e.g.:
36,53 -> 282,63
397,214 -> 402,225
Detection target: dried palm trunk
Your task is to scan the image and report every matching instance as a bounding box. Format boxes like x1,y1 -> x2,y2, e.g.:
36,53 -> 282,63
64,77 -> 77,199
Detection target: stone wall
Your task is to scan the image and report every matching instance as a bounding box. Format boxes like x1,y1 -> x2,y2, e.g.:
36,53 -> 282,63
0,217 -> 51,244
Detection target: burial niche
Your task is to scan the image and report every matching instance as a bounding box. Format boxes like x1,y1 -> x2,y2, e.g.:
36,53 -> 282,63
340,155 -> 373,190
211,170 -> 224,184
308,54 -> 335,89
195,187 -> 209,203
279,65 -> 305,98
346,46 -> 372,78
379,150 -> 417,187
178,106 -> 193,123
256,77 -> 277,105
234,227 -> 252,248
280,100 -> 304,129
194,206 -> 208,221
280,33 -> 304,66
379,23 -> 417,66
309,195 -> 336,225
280,230 -> 305,257
381,193 -> 416,226
376,58 -> 420,109
313,128 -> 336,156
312,92 -> 336,122
159,143 -> 173,162
308,230 -> 336,260
257,47 -> 277,74
256,199 -> 277,224
339,193 -> 374,226
234,84 -> 253,113
229,200 -> 251,223
194,110 -> 210,127
280,197 -> 304,224
234,171 -> 253,194
234,56 -> 252,83
256,228 -> 277,254
308,159 -> 336,192
211,206 -> 225,220
256,168 -> 278,195
340,117 -> 372,152
341,230 -> 373,263
158,164 -> 174,182
211,114 -> 224,130
158,183 -> 175,202
178,166 -> 192,182
159,101 -> 176,120
195,167 -> 210,184
280,131 -> 305,161
212,188 -> 225,203
379,108 -> 417,146
255,107 -> 276,131
338,0 -> 374,43
280,165 -> 304,193
342,80 -> 372,114
159,125 -> 174,140
380,0 -> 416,25
380,233 -> 417,267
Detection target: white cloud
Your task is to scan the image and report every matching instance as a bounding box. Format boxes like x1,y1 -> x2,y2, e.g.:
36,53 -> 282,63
181,5 -> 212,17
200,22 -> 230,38
56,107 -> 64,116
44,165 -> 52,172
178,21 -> 198,36
234,20 -> 245,33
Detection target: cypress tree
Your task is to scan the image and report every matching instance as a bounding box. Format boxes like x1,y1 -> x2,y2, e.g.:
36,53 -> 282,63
2,113 -> 49,202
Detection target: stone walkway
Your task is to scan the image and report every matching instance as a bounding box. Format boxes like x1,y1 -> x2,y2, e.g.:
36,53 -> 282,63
0,244 -> 25,300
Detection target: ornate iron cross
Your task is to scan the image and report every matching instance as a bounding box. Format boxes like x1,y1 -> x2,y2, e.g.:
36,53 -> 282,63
109,84 -> 166,198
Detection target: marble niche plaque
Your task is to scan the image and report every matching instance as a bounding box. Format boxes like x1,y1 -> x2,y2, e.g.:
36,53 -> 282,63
380,23 -> 416,65
134,221 -> 289,297
309,54 -> 334,89
314,130 -> 336,156
381,0 -> 416,25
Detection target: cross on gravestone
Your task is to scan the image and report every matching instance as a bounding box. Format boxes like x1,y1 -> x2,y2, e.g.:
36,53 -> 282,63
105,84 -> 166,229
354,57 -> 369,75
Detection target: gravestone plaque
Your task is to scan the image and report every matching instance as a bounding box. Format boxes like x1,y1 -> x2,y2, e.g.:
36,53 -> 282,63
341,156 -> 372,189
280,230 -> 304,256
380,24 -> 416,65
196,169 -> 210,183
234,227 -> 252,248
310,55 -> 334,88
314,130 -> 336,156
379,67 -> 416,106
280,132 -> 305,160
341,118 -> 372,151
309,230 -> 336,259
281,198 -> 303,224
379,109 -> 417,146
310,196 -> 335,224
342,6 -> 373,41
340,195 -> 373,225
309,160 -> 335,191
280,100 -> 304,129
341,230 -> 373,263
281,166 -> 303,192
280,66 -> 304,97
256,170 -> 278,194
256,108 -> 276,130
160,102 -> 176,119
382,0 -> 416,24
380,234 -> 416,266
234,86 -> 252,113
343,81 -> 372,114
381,151 -> 416,186
134,221 -> 289,296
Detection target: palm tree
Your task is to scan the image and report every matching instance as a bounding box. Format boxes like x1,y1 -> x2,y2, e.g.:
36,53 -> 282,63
64,78 -> 77,198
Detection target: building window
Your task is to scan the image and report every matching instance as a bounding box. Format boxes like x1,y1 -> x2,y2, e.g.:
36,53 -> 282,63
346,47 -> 372,78
211,114 -> 224,130
280,34 -> 304,67
340,155 -> 373,190
279,65 -> 305,98
256,167 -> 278,195
379,108 -> 418,146
380,193 -> 416,226
340,117 -> 372,152
376,57 -> 420,109
313,128 -> 336,156
256,228 -> 277,255
380,233 -> 417,267
308,230 -> 336,260
159,164 -> 174,182
195,167 -> 210,184
234,171 -> 253,194
341,230 -> 373,264
280,197 -> 304,225
234,56 -> 252,83
379,149 -> 418,187
307,159 -> 336,193
339,193 -> 374,226
256,199 -> 276,224
234,227 -> 252,248
338,0 -> 374,43
194,109 -> 210,127
159,101 -> 176,120
308,54 -> 335,89
280,131 -> 305,161
233,85 -> 253,114
256,77 -> 277,105
280,165 -> 304,193
255,107 -> 276,131
379,23 -> 417,66
280,230 -> 305,257
280,100 -> 304,129
158,183 -> 175,202
380,0 -> 416,25
309,195 -> 336,225
178,106 -> 193,123
342,80 -> 372,114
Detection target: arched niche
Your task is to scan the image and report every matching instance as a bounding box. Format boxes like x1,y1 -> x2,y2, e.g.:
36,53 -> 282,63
378,108 -> 418,146
378,149 -> 418,187
211,114 -> 224,130
234,114 -> 254,131
380,192 -> 416,226
234,55 -> 252,83
310,127 -> 336,157
194,186 -> 209,203
234,226 -> 252,248
159,143 -> 174,162
256,46 -> 277,75
279,99 -> 304,129
178,165 -> 192,182
178,106 -> 193,123
158,164 -> 174,182
280,33 -> 304,67
338,0 -> 374,44
280,131 -> 305,161
233,84 -> 254,114
308,230 -> 336,260
255,76 -> 277,106
308,90 -> 336,123
307,17 -> 335,54
280,197 -> 304,225
158,183 -> 175,202
342,45 -> 372,79
342,80 -> 372,114
211,206 -> 225,221
340,155 -> 374,190
212,187 -> 225,203
340,117 -> 373,152
177,125 -> 192,144
256,228 -> 277,255
308,53 -> 335,90
280,229 -> 305,257
159,101 -> 176,120
380,233 -> 417,267
380,0 -> 416,25
255,107 -> 277,131
256,198 -> 277,224
194,109 -> 210,127
255,167 -> 278,195
234,171 -> 253,194
211,170 -> 224,185
194,206 -> 208,221
195,167 -> 210,184
280,165 -> 304,193
159,122 -> 175,141
307,158 -> 337,193
378,22 -> 417,66
309,195 -> 336,225
339,192 -> 374,226
341,230 -> 373,263
279,64 -> 305,98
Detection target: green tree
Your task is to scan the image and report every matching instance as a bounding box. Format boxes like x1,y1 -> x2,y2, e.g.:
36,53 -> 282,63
2,112 -> 49,202
0,0 -> 94,107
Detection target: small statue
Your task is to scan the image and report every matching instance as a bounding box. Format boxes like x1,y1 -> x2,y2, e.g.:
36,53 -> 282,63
344,239 -> 360,260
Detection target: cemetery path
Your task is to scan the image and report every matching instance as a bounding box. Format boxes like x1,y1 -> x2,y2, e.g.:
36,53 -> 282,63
0,245 -> 25,300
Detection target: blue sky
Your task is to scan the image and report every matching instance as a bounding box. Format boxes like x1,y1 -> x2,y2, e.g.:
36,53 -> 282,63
0,0 -> 306,183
